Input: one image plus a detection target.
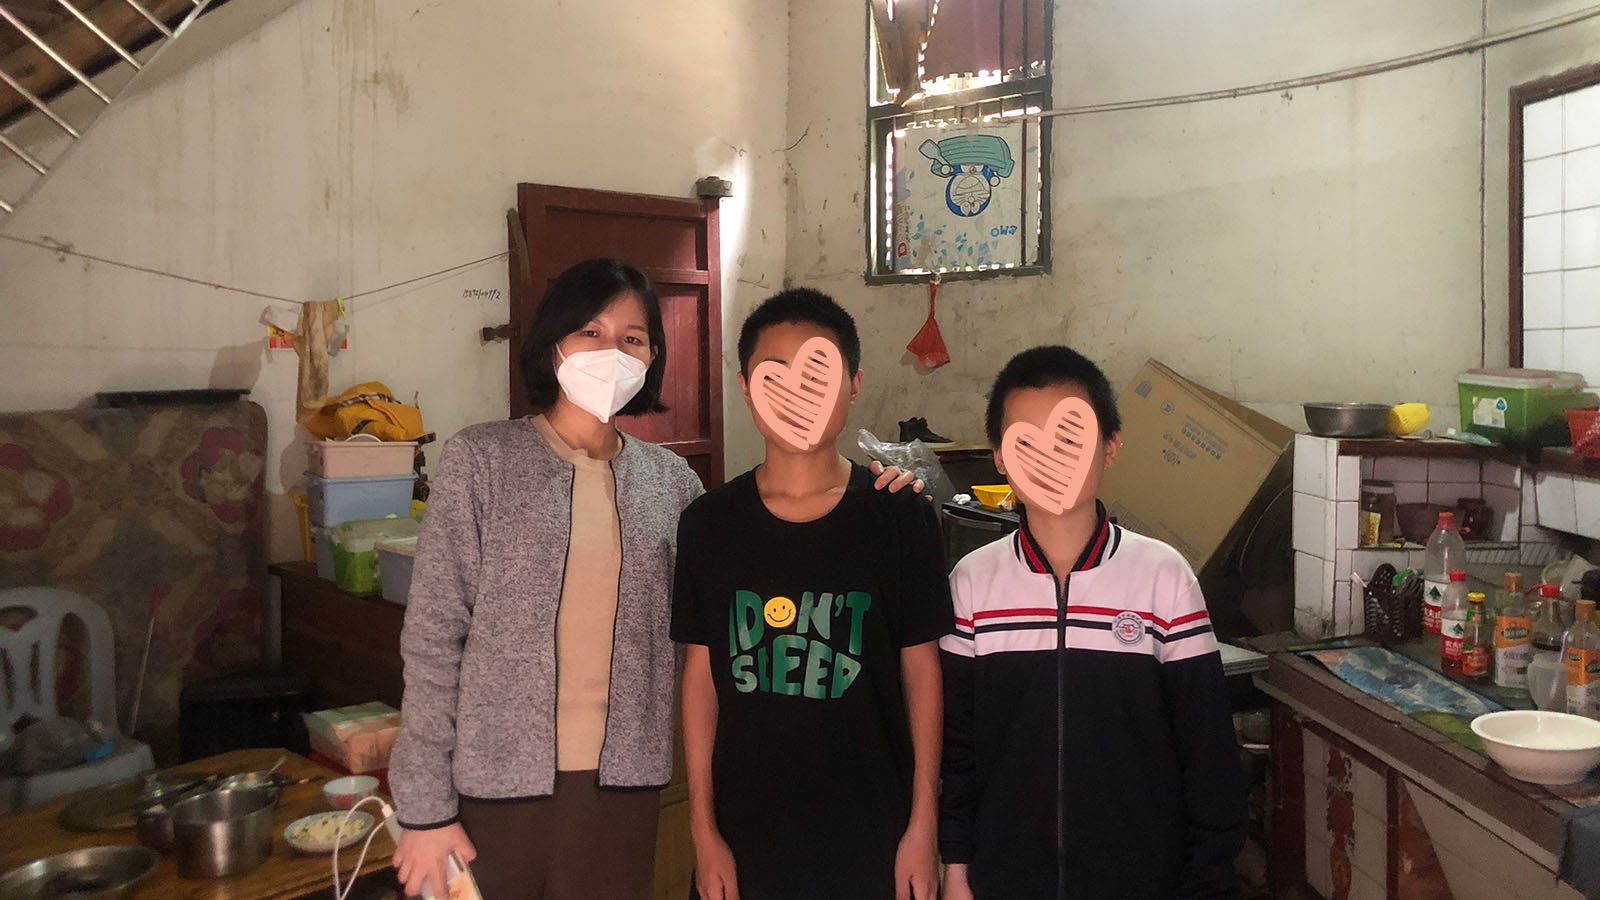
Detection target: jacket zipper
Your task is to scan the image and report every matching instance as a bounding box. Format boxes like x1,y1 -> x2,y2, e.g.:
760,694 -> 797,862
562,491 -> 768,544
595,461 -> 624,788
1056,571 -> 1070,900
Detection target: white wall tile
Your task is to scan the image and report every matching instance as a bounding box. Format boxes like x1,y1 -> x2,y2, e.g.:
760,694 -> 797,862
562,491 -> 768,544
1336,456 -> 1361,503
1562,327 -> 1600,388
1395,481 -> 1429,504
1429,458 -> 1481,483
1567,146 -> 1600,210
1296,551 -> 1332,637
1352,807 -> 1386,882
1524,329 -> 1563,370
1335,580 -> 1356,636
1535,471 -> 1578,533
1573,476 -> 1600,540
1295,492 -> 1334,557
1294,435 -> 1332,497
1431,483 -> 1480,506
1361,457 -> 1374,478
1524,271 -> 1564,330
1336,500 -> 1360,551
1566,83 -> 1600,152
1525,212 -> 1563,273
1525,155 -> 1564,216
1305,833 -> 1332,899
1567,268 -> 1600,331
1567,208 -> 1600,269
1525,95 -> 1563,159
1336,549 -> 1353,580
1373,457 -> 1429,482
1483,460 -> 1522,488
1484,483 -> 1522,542
1352,758 -> 1385,817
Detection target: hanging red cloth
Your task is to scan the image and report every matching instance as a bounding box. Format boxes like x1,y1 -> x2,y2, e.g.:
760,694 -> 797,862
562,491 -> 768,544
906,275 -> 951,369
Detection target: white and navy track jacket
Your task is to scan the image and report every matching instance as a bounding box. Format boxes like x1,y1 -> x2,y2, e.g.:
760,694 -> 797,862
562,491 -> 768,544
938,505 -> 1246,900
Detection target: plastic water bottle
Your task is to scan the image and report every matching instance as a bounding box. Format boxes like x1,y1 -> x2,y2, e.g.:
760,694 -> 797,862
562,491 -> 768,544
1565,598 -> 1600,719
1422,512 -> 1466,635
1494,573 -> 1534,689
1440,571 -> 1470,678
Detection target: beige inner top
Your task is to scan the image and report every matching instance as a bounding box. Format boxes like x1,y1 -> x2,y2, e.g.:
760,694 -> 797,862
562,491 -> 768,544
531,415 -> 621,772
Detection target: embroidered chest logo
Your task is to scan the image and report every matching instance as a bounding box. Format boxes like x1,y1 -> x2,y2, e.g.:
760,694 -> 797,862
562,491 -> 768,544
1111,611 -> 1147,645
729,590 -> 870,699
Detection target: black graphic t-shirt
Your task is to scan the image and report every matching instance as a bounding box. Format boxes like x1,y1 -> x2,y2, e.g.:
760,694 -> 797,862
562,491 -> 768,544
671,463 -> 952,900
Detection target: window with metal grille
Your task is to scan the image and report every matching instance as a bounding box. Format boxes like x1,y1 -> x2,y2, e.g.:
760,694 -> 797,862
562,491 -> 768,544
866,0 -> 1051,282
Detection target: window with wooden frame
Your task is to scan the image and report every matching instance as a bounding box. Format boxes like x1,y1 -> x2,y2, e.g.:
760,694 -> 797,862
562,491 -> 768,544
866,0 -> 1052,282
1510,64 -> 1600,381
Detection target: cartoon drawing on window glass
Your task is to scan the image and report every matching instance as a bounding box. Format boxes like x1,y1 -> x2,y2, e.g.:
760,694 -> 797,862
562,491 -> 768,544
919,134 -> 1015,217
892,121 -> 1037,272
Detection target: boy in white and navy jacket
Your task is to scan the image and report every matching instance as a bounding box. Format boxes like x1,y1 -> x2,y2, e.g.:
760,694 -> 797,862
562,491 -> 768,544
940,346 -> 1246,900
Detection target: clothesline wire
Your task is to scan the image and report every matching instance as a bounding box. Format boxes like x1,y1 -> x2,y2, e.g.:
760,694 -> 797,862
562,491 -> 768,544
0,231 -> 508,306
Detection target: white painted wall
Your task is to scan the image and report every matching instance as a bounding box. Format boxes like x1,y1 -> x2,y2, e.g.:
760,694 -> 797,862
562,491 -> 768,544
0,0 -> 789,561
786,0 -> 1600,450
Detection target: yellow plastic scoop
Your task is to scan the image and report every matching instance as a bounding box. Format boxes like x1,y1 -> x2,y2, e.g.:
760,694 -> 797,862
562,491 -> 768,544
1389,403 -> 1430,437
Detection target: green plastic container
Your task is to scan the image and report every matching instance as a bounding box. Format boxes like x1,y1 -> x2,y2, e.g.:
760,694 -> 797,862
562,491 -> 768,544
328,516 -> 420,595
1457,369 -> 1594,446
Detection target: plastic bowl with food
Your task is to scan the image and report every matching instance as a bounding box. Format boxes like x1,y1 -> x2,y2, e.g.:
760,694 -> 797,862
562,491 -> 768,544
323,775 -> 380,810
284,811 -> 376,854
1470,710 -> 1600,785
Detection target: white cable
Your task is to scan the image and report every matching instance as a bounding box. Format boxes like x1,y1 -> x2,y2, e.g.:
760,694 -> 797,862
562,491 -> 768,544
332,796 -> 392,900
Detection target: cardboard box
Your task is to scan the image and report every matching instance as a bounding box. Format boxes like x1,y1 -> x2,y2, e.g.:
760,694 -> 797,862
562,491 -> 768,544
1099,360 -> 1295,620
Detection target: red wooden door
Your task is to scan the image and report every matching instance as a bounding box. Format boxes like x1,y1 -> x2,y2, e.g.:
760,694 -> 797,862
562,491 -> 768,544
510,183 -> 724,487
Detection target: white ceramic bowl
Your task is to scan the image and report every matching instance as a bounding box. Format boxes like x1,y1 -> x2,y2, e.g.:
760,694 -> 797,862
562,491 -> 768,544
284,811 -> 375,854
1470,710 -> 1600,785
322,775 -> 380,810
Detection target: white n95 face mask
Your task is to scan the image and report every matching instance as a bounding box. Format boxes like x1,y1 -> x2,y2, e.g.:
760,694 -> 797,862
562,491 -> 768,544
555,347 -> 650,423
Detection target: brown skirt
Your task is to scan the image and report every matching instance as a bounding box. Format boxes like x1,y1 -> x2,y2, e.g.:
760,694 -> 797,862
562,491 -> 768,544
457,771 -> 659,900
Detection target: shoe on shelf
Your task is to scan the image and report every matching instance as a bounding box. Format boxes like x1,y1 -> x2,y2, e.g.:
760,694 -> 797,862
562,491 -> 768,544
898,417 -> 953,444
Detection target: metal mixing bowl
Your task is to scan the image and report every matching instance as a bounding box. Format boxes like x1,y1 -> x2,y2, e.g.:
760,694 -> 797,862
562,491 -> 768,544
0,846 -> 157,900
1303,402 -> 1392,438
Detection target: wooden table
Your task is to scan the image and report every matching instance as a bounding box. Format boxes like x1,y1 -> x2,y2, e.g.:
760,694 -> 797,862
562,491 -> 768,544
0,749 -> 395,900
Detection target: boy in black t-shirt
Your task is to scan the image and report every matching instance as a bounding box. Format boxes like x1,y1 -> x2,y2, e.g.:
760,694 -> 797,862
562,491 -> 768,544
940,346 -> 1245,900
670,288 -> 951,900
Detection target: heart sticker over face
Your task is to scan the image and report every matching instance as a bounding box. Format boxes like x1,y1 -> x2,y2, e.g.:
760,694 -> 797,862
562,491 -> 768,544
1000,397 -> 1101,515
750,336 -> 845,451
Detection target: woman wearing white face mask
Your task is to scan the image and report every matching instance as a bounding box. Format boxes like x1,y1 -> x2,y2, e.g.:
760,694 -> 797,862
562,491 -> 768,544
388,258 -> 702,900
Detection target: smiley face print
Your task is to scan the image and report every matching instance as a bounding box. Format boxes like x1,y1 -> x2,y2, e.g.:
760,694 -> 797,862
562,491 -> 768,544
764,595 -> 797,629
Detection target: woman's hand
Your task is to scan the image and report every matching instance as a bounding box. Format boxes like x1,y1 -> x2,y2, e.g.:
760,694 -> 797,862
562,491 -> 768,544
894,819 -> 938,900
943,862 -> 975,900
393,822 -> 477,899
869,460 -> 929,499
692,827 -> 740,900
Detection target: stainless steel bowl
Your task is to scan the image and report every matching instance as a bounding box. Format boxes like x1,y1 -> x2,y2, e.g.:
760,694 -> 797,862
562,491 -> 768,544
0,846 -> 157,900
170,787 -> 275,879
214,772 -> 287,806
1303,402 -> 1392,438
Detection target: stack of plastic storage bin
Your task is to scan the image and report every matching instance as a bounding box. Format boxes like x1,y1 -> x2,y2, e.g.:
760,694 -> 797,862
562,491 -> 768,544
305,436 -> 420,598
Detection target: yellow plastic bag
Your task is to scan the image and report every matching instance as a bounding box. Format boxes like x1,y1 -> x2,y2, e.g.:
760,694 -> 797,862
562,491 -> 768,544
299,381 -> 432,443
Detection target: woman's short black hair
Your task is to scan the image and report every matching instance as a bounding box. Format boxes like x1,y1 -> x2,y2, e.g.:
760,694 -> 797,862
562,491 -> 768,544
517,258 -> 669,416
984,345 -> 1122,445
737,287 -> 862,376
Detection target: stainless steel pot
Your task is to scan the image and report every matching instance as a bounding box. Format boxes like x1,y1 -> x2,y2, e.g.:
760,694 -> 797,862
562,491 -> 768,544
170,787 -> 275,879
0,846 -> 157,900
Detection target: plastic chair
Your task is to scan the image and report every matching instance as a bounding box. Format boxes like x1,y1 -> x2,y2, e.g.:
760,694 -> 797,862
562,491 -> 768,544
0,587 -> 154,813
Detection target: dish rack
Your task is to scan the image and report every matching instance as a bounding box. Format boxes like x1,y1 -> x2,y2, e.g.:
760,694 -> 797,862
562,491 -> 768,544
1362,563 -> 1424,645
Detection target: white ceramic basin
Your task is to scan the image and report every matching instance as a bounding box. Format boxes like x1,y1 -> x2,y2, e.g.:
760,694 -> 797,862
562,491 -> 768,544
1470,710 -> 1600,786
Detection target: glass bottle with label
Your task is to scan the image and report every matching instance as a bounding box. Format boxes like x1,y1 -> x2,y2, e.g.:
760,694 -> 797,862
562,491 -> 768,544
1461,592 -> 1492,684
1494,573 -> 1533,689
1440,570 -> 1470,678
1565,599 -> 1600,719
1423,513 -> 1465,635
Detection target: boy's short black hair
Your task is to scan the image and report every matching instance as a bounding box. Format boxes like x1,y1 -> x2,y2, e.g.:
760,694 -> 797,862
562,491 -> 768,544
738,288 -> 862,376
517,258 -> 669,416
984,345 -> 1122,445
